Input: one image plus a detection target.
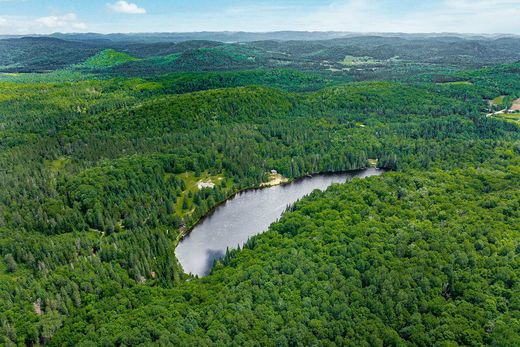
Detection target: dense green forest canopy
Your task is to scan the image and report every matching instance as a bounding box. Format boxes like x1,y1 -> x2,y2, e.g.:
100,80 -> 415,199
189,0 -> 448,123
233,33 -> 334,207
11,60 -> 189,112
0,34 -> 519,346
2,33 -> 520,73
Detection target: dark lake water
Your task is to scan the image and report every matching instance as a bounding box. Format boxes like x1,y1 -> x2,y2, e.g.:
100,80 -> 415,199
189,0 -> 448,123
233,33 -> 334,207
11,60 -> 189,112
175,168 -> 384,276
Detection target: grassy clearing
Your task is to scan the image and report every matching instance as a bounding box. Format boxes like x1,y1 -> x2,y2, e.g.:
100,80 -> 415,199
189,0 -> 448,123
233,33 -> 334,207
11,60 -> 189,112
368,159 -> 378,167
490,95 -> 506,106
496,113 -> 520,124
340,56 -> 379,66
260,173 -> 289,187
174,171 -> 226,216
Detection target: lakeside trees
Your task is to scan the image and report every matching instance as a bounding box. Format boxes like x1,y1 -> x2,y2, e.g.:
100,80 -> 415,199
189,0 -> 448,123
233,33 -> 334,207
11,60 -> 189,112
50,167 -> 520,346
0,43 -> 519,345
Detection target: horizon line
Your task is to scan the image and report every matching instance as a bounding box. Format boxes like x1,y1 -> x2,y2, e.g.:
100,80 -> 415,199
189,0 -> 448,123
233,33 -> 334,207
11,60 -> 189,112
1,30 -> 519,37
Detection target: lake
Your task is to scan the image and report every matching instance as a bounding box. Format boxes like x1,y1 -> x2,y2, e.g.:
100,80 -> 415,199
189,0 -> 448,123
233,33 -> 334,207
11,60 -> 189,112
176,168 -> 384,276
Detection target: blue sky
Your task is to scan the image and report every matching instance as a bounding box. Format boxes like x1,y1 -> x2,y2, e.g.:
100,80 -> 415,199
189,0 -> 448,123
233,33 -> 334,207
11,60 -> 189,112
0,0 -> 519,34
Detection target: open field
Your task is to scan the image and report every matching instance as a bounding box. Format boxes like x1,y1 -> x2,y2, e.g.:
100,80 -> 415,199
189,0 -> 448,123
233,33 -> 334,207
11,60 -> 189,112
491,95 -> 506,105
260,173 -> 289,187
510,98 -> 520,112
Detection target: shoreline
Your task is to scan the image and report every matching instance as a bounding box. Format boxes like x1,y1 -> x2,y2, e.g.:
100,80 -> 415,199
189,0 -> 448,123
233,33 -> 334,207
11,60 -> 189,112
175,166 -> 386,244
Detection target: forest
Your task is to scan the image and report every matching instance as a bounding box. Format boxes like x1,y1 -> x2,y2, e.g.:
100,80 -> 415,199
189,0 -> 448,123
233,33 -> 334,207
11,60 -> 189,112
0,33 -> 519,346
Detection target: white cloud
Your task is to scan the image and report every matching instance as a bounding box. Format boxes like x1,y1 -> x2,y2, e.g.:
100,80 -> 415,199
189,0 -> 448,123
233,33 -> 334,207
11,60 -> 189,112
1,0 -> 519,35
107,1 -> 146,15
223,4 -> 299,16
297,0 -> 520,34
35,13 -> 87,30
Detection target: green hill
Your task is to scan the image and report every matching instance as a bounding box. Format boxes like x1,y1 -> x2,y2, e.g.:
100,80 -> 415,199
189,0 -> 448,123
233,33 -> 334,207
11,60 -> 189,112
81,49 -> 140,69
0,38 -> 520,346
107,45 -> 266,74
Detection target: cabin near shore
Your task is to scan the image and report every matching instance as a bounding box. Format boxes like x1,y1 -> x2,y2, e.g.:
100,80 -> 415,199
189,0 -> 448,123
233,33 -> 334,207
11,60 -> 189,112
197,181 -> 215,189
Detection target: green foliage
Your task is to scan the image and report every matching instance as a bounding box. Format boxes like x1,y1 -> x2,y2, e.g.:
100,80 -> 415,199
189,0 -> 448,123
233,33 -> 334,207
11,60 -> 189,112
80,49 -> 140,69
50,167 -> 520,346
3,254 -> 16,273
0,36 -> 519,345
143,69 -> 332,93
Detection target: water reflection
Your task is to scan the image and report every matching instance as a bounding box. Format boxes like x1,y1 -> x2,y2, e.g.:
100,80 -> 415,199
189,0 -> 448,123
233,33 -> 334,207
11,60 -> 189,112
176,168 -> 383,276
204,249 -> 226,271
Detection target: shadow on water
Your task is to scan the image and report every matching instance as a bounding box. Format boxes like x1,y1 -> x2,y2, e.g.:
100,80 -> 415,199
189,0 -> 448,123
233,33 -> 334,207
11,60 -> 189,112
204,249 -> 225,276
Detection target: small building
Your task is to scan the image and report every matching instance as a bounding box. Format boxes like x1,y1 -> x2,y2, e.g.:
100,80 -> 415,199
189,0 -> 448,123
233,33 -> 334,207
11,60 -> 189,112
270,170 -> 278,175
197,181 -> 215,189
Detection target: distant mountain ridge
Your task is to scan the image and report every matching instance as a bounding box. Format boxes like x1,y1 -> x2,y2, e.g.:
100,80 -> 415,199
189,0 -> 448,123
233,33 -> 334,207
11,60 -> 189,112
1,31 -> 519,43
1,32 -> 520,73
